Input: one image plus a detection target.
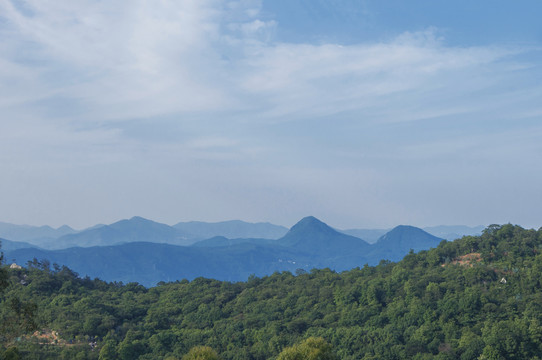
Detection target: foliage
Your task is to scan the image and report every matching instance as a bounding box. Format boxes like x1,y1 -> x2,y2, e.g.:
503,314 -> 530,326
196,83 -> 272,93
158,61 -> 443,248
0,242 -> 8,292
1,224 -> 542,359
277,337 -> 336,360
182,346 -> 221,360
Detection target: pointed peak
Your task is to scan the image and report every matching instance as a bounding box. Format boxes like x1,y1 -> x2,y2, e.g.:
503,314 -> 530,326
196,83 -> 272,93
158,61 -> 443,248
279,216 -> 369,250
289,216 -> 332,232
301,215 -> 321,222
389,225 -> 420,232
110,216 -> 159,228
377,225 -> 442,245
286,216 -> 338,237
293,216 -> 326,227
56,225 -> 74,231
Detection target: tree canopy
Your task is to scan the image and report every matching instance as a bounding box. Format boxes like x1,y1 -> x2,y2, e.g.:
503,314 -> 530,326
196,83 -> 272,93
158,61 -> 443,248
1,224 -> 542,359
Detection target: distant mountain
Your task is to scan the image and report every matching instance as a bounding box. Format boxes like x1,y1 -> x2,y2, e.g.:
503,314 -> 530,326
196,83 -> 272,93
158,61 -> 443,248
4,217 -> 450,286
191,236 -> 276,248
340,228 -> 389,244
6,242 -> 309,286
370,225 -> 443,261
1,217 -> 289,250
423,225 -> 485,241
0,237 -> 39,252
173,220 -> 288,240
39,216 -> 194,250
0,221 -> 76,243
278,216 -> 370,255
194,217 -> 375,272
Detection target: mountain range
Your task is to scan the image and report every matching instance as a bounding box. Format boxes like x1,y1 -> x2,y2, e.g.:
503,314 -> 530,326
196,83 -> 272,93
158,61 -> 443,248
173,220 -> 288,240
0,221 -> 76,244
0,217 -> 482,249
2,216 -> 447,286
0,217 -> 290,250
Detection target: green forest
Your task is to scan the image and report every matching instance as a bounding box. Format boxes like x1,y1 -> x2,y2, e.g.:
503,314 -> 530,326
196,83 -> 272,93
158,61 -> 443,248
2,224 -> 542,359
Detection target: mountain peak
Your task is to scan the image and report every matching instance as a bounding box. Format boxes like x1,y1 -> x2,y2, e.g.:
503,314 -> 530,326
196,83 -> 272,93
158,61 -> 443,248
279,216 -> 368,251
387,225 -> 422,234
57,225 -> 74,231
376,225 -> 443,253
289,216 -> 335,234
128,216 -> 150,222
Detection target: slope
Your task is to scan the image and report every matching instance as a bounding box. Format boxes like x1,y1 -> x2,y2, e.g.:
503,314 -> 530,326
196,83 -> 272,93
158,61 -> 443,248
173,220 -> 288,240
3,224 -> 542,360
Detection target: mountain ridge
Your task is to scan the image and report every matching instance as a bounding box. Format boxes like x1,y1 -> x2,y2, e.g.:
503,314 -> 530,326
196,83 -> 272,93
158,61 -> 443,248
5,216 -> 443,286
173,220 -> 288,240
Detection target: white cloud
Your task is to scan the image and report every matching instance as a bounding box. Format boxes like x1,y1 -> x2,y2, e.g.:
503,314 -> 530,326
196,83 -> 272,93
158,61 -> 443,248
1,0 -> 541,228
1,0 -> 530,126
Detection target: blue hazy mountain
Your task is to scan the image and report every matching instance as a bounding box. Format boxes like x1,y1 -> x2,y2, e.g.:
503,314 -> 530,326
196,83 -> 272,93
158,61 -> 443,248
278,216 -> 370,255
191,236 -> 277,248
340,228 -> 389,244
0,217 -> 290,250
369,225 -> 443,261
191,216 -> 374,272
40,216 -> 194,250
342,225 -> 482,244
0,221 -> 75,243
6,242 -> 308,285
173,220 -> 288,240
0,237 -> 39,252
5,217 -> 444,286
423,225 -> 485,241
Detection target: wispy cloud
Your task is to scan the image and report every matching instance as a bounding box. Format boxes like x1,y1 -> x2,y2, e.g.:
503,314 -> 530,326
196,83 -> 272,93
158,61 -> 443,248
1,0 -> 541,228
1,1 -> 534,125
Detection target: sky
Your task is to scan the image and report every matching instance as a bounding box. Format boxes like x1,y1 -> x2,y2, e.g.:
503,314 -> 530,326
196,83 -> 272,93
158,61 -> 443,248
1,0 -> 541,230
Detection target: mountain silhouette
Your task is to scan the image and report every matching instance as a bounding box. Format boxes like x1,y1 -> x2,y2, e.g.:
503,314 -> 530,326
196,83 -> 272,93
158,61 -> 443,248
173,220 -> 288,240
5,217 -> 447,285
42,216 -> 192,249
370,225 -> 443,261
0,221 -> 76,243
278,216 -> 370,255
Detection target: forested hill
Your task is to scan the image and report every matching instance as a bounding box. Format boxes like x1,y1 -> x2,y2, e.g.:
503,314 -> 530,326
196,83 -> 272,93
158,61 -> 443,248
2,224 -> 542,359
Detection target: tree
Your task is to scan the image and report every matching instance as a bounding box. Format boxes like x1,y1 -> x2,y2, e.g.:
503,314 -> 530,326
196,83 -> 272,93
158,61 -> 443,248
182,346 -> 221,360
277,337 -> 337,360
0,241 -> 8,292
99,340 -> 118,360
2,346 -> 20,360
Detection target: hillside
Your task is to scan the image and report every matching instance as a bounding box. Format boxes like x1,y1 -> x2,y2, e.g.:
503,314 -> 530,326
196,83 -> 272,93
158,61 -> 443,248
1,224 -> 541,359
340,228 -> 388,243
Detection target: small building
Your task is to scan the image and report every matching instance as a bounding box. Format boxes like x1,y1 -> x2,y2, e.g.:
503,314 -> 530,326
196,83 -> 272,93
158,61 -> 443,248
10,263 -> 22,269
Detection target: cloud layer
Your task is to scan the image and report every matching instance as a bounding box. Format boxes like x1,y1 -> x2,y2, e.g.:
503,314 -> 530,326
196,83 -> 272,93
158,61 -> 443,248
1,0 -> 541,229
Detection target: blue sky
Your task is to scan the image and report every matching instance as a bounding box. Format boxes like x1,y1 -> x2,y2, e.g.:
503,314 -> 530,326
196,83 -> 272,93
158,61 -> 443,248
0,0 -> 541,230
